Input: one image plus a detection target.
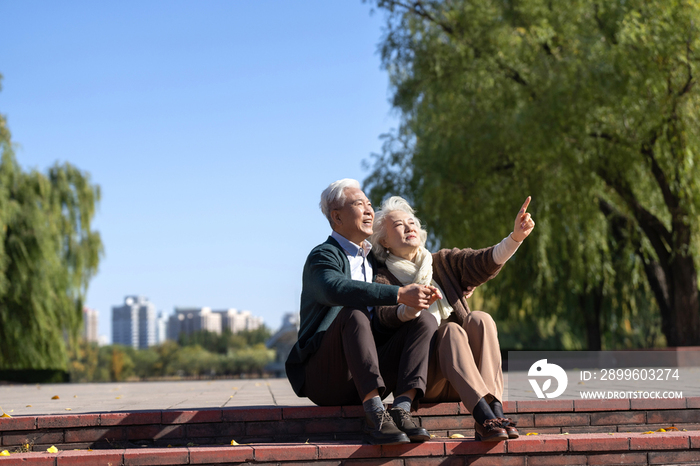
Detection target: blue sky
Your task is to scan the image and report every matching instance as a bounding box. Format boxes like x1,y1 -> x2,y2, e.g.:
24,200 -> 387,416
0,1 -> 399,339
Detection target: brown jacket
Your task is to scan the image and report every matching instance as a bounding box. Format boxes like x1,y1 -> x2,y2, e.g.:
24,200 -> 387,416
374,246 -> 503,329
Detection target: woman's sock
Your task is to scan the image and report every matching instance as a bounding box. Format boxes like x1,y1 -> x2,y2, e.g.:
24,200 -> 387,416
363,396 -> 385,413
490,399 -> 504,418
472,397 -> 496,425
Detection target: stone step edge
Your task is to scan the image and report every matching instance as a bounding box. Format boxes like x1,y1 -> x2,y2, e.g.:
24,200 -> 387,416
2,432 -> 700,465
1,397 -> 698,432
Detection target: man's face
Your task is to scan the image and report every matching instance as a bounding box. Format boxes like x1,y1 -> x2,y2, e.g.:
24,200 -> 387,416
332,187 -> 374,244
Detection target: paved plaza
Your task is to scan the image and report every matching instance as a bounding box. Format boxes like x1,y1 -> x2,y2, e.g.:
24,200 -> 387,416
2,366 -> 700,417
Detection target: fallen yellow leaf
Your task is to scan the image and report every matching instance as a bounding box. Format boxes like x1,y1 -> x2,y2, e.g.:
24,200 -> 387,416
0,450 -> 10,456
526,432 -> 539,436
65,408 -> 72,411
642,431 -> 655,434
51,395 -> 60,400
115,396 -> 123,399
26,405 -> 32,408
449,433 -> 465,439
47,446 -> 59,453
231,440 -> 240,446
0,406 -> 11,418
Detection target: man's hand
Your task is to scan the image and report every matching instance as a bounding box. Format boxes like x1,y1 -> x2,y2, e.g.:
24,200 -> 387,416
397,284 -> 443,310
512,196 -> 535,242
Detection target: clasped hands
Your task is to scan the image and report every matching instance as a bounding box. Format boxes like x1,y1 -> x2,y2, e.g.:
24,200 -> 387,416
396,283 -> 442,320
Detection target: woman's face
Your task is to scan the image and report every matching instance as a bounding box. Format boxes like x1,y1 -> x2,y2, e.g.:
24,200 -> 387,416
380,210 -> 421,261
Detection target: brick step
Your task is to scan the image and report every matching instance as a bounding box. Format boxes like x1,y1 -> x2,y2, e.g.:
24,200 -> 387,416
2,398 -> 700,452
2,432 -> 700,465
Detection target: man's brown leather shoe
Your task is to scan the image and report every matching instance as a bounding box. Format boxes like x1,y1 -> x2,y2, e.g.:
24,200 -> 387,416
474,419 -> 509,442
388,407 -> 430,442
363,410 -> 411,445
498,417 -> 519,439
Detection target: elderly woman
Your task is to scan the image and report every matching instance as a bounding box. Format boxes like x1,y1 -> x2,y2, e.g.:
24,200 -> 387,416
370,196 -> 535,442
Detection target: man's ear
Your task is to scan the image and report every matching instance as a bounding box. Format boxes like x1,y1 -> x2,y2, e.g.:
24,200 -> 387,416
332,210 -> 342,226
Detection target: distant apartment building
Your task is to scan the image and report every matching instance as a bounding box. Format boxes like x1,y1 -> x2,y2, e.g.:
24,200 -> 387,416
82,307 -> 99,343
156,311 -> 168,345
112,296 -> 157,349
215,308 -> 263,334
167,307 -> 222,340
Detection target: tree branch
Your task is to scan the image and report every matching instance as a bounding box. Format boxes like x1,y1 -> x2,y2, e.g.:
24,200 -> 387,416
597,198 -> 671,313
679,37 -> 694,97
640,127 -> 680,213
595,165 -> 672,268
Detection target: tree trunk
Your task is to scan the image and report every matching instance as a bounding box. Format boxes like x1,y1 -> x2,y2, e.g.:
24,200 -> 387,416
666,255 -> 700,346
637,226 -> 700,346
599,198 -> 700,346
579,285 -> 603,351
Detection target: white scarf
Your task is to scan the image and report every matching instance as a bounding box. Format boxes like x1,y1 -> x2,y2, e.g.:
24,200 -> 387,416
386,246 -> 453,324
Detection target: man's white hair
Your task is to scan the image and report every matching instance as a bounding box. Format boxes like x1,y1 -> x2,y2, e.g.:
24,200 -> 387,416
320,178 -> 362,226
370,196 -> 428,261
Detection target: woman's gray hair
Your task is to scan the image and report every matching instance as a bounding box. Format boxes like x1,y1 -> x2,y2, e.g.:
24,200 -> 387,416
370,196 -> 428,261
320,178 -> 361,226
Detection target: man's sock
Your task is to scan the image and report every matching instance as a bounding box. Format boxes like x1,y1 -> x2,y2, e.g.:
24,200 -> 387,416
490,399 -> 504,418
392,395 -> 412,413
363,396 -> 385,413
472,397 -> 497,425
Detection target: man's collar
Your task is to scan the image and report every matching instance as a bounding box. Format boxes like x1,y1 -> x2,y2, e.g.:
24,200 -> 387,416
331,231 -> 372,257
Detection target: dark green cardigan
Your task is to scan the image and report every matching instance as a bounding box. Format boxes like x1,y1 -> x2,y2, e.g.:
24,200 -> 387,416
285,236 -> 401,397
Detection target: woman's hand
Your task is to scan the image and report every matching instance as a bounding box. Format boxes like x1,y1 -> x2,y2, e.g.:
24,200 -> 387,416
397,284 -> 443,310
398,287 -> 443,321
512,196 -> 535,242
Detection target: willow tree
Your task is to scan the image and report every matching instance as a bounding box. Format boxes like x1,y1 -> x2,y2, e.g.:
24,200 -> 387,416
365,0 -> 700,347
0,76 -> 103,370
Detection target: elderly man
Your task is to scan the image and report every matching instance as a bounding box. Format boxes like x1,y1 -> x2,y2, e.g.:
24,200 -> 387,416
286,179 -> 439,445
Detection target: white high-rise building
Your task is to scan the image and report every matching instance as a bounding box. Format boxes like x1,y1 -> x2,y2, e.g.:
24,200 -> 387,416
156,311 -> 168,345
112,296 -> 157,349
167,307 -> 222,340
82,307 -> 99,343
215,309 -> 263,333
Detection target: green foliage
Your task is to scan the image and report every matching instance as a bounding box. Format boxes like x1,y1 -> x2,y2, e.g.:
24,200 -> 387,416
366,0 -> 700,348
68,338 -> 276,382
0,75 -> 103,369
178,327 -> 273,354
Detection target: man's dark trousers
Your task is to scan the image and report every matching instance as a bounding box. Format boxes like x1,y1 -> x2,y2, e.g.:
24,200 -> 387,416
303,306 -> 437,406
